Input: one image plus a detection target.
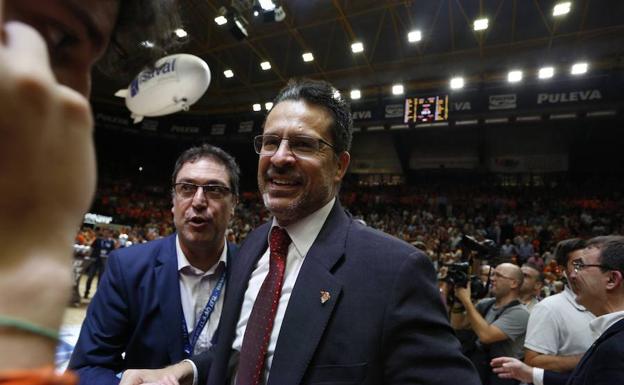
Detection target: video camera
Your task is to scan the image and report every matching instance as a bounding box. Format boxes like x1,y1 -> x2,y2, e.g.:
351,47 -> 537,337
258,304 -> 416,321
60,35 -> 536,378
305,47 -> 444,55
444,235 -> 499,301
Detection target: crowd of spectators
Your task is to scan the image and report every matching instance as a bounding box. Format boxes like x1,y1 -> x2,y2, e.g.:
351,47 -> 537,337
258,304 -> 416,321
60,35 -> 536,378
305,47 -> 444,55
78,176 -> 623,296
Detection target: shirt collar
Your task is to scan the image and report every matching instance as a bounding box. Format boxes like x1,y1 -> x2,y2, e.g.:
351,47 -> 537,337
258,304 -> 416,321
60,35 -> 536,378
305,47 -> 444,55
564,284 -> 589,312
589,310 -> 624,340
271,197 -> 336,260
176,234 -> 228,276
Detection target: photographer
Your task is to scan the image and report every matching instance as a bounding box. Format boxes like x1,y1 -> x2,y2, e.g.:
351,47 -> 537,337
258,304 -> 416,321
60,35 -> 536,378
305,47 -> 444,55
451,263 -> 530,385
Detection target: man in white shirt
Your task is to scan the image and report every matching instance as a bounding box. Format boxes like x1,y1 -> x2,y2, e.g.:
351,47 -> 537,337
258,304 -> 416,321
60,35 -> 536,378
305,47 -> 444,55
122,78 -> 479,385
492,235 -> 624,385
70,144 -> 240,385
523,239 -> 595,373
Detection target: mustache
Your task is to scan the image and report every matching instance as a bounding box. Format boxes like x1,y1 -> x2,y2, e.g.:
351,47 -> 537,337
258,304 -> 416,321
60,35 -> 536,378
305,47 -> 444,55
185,215 -> 211,222
265,166 -> 301,179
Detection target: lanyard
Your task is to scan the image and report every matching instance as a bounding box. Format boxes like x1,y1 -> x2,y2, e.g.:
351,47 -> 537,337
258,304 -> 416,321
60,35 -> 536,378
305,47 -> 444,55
181,268 -> 226,357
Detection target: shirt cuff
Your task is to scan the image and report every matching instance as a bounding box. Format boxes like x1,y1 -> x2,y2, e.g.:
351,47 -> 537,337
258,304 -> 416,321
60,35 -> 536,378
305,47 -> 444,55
533,367 -> 544,385
182,359 -> 198,385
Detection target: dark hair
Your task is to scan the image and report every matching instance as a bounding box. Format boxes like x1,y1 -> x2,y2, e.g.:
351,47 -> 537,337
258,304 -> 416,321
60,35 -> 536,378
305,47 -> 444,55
586,235 -> 619,249
554,238 -> 586,266
171,144 -> 241,197
522,263 -> 545,283
588,235 -> 624,273
98,0 -> 185,82
272,78 -> 353,153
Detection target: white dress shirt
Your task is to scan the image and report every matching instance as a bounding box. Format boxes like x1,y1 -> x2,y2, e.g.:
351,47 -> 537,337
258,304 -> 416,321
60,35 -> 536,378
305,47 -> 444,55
177,235 -> 228,355
231,197 -> 335,384
589,310 -> 624,339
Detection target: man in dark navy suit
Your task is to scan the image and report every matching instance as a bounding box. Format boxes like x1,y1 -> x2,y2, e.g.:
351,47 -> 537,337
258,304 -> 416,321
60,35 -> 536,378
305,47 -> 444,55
69,144 -> 240,385
492,235 -> 624,385
122,78 -> 479,385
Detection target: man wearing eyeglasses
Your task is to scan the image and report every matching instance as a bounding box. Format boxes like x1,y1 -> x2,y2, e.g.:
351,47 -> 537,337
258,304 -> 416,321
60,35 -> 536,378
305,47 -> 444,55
69,144 -> 239,385
522,239 -> 595,379
121,78 -> 479,385
491,235 -> 624,385
451,262 -> 529,385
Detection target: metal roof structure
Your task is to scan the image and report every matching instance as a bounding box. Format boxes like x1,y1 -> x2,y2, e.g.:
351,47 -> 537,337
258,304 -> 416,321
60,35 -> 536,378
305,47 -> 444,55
91,0 -> 624,115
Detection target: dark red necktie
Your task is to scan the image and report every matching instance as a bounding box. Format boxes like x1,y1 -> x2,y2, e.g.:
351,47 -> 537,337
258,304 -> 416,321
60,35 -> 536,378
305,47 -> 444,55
236,227 -> 291,385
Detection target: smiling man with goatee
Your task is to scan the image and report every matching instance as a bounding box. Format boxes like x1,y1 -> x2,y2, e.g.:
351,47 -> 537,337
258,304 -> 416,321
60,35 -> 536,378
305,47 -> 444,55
125,78 -> 479,385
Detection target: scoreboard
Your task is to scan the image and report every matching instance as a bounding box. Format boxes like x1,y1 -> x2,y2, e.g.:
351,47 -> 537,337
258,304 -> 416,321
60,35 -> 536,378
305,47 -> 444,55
404,95 -> 449,124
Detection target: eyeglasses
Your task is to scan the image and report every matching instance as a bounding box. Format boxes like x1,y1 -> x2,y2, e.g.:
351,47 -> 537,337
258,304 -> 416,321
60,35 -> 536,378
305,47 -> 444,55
173,182 -> 231,200
572,260 -> 615,273
253,134 -> 334,158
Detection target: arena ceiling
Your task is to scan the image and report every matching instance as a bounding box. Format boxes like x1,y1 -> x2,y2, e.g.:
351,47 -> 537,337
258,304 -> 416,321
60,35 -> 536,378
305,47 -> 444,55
91,0 -> 624,116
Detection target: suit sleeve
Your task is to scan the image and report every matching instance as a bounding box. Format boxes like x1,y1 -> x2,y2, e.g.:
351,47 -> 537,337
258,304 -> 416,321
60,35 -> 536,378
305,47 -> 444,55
576,338 -> 624,385
543,370 -> 571,385
68,251 -> 131,385
188,349 -> 215,384
381,251 -> 481,384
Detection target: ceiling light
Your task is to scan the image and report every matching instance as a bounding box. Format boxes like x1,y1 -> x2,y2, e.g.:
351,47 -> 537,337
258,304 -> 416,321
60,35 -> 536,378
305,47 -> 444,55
302,52 -> 314,62
571,62 -> 588,75
174,28 -> 187,38
392,84 -> 404,95
351,42 -> 364,53
260,61 -> 271,70
223,69 -> 234,78
265,102 -> 273,110
450,77 -> 464,89
140,40 -> 154,48
538,66 -> 554,79
553,2 -> 571,17
473,18 -> 489,31
252,103 -> 261,112
407,30 -> 422,43
507,70 -> 523,83
215,16 -> 228,25
350,89 -> 361,100
258,0 -> 276,11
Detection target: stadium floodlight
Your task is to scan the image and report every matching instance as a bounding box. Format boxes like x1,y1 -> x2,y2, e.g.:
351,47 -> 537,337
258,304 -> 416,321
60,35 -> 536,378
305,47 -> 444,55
223,69 -> 234,78
553,2 -> 571,17
351,42 -> 364,53
450,77 -> 464,89
350,89 -> 361,100
407,30 -> 422,43
174,29 -> 188,38
214,15 -> 228,25
538,66 -> 554,79
473,18 -> 489,31
302,52 -> 314,62
265,102 -> 274,110
571,62 -> 588,75
392,84 -> 404,95
252,103 -> 262,112
258,0 -> 276,11
507,70 -> 523,83
260,61 -> 271,70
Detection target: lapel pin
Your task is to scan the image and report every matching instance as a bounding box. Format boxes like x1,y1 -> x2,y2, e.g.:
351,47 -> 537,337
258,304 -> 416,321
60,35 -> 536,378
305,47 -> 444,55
320,290 -> 331,304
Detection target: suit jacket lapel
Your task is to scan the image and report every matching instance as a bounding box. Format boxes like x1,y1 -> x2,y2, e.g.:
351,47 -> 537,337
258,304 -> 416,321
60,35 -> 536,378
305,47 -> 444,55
267,201 -> 350,385
572,318 -> 624,376
155,235 -> 185,363
209,224 -> 272,385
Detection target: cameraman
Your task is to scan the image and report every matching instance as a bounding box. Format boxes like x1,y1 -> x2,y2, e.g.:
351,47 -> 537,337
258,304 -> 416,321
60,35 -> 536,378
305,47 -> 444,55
451,263 -> 530,385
